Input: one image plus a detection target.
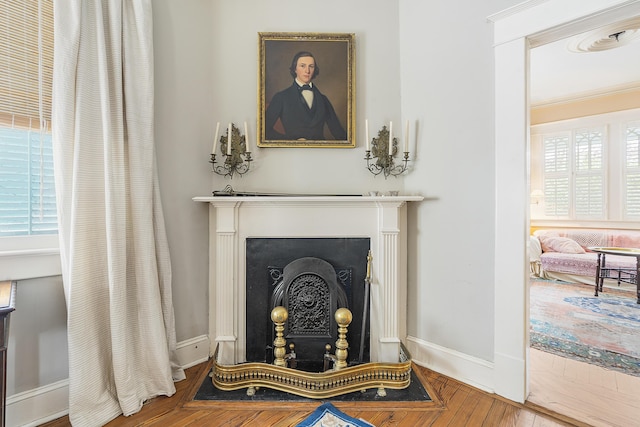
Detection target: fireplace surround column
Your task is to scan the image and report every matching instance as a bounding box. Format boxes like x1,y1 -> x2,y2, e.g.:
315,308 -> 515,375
376,201 -> 405,362
211,201 -> 240,364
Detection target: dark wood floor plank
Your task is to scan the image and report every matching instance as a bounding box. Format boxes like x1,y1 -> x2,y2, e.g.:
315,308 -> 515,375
428,386 -> 471,426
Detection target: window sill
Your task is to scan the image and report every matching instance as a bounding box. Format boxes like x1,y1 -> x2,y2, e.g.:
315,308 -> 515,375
0,245 -> 61,281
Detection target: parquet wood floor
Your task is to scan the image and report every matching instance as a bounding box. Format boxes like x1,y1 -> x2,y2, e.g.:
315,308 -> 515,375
41,359 -> 578,427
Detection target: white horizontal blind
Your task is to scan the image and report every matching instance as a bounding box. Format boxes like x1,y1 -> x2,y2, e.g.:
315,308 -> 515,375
543,135 -> 570,217
0,0 -> 56,237
625,122 -> 640,218
0,128 -> 57,235
574,129 -> 604,218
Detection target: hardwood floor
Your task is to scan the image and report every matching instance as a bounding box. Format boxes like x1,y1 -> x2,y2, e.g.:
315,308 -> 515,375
41,359 -> 577,427
529,348 -> 640,427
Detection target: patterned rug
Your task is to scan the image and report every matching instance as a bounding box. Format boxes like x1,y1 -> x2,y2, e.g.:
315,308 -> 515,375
530,278 -> 640,377
296,402 -> 375,427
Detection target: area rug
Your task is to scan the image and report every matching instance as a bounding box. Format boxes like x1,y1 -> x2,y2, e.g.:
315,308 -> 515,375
530,278 -> 640,376
296,402 -> 375,427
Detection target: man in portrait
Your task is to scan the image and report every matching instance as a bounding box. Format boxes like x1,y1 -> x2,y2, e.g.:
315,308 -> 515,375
264,51 -> 347,141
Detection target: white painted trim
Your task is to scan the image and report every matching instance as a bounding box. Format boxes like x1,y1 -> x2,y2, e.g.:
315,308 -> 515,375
6,335 -> 210,427
486,0 -> 549,23
175,334 -> 210,369
489,0 -> 640,47
6,379 -> 69,427
406,336 -> 494,394
0,249 -> 61,281
0,235 -> 61,280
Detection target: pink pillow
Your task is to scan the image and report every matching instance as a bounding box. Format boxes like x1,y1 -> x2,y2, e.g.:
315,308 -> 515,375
539,236 -> 586,254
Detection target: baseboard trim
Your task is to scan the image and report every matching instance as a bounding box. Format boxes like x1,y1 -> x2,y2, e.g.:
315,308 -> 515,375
406,335 -> 495,394
6,379 -> 69,427
6,335 -> 211,427
175,334 -> 211,369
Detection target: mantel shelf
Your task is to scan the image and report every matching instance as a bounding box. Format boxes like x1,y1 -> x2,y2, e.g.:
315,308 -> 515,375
193,195 -> 425,204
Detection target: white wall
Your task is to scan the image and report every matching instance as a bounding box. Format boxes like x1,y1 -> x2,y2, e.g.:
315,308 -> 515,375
400,0 -> 520,360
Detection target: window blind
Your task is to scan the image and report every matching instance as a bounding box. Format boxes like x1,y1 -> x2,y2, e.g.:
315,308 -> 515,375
543,135 -> 570,217
574,129 -> 604,218
0,0 -> 53,130
625,123 -> 640,217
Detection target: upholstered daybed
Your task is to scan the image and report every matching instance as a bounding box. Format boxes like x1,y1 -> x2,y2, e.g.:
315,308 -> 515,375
529,228 -> 640,287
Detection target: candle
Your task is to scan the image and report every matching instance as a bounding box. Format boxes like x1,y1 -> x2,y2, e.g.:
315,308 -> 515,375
244,121 -> 249,152
365,119 -> 370,151
404,120 -> 409,152
227,123 -> 232,155
388,121 -> 393,155
212,122 -> 220,154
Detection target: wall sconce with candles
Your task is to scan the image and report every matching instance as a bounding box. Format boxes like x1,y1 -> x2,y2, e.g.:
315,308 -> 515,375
364,120 -> 411,178
210,122 -> 252,178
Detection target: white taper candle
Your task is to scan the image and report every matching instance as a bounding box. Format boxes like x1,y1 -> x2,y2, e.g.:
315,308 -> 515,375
404,120 -> 409,152
227,123 -> 232,155
244,121 -> 249,152
365,119 -> 370,151
388,121 -> 393,155
212,122 -> 220,154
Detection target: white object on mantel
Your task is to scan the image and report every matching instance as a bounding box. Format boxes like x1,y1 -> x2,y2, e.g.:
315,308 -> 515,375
192,195 -> 424,365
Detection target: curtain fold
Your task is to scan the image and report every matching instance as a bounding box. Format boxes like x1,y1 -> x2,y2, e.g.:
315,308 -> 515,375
52,1 -> 185,425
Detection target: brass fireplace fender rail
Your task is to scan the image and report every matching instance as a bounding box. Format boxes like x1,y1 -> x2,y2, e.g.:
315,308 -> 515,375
211,344 -> 412,399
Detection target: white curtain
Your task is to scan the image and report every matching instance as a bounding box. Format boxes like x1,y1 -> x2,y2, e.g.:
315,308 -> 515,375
51,1 -> 185,425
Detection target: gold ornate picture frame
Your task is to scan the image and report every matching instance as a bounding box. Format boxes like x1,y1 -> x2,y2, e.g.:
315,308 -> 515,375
258,32 -> 355,148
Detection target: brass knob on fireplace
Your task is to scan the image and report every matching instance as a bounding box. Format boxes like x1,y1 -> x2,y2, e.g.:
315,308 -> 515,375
334,308 -> 353,370
271,306 -> 288,324
335,307 -> 352,326
271,306 -> 288,367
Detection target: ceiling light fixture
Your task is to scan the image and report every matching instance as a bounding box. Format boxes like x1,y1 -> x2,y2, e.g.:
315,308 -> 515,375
567,17 -> 640,52
608,30 -> 626,42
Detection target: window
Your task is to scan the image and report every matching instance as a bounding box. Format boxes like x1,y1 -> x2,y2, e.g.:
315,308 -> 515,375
0,0 -> 59,280
0,0 -> 56,237
531,109 -> 640,224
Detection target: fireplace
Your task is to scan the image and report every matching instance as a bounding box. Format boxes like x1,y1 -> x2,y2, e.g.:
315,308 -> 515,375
193,195 -> 423,365
245,237 -> 370,368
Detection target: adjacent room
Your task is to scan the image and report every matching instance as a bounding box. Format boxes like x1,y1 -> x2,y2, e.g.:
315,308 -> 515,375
526,17 -> 640,424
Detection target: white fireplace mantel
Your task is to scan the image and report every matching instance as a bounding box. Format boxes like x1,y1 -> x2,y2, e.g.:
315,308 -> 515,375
193,195 -> 423,365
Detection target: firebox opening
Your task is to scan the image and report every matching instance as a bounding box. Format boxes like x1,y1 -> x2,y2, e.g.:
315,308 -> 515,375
246,238 -> 370,371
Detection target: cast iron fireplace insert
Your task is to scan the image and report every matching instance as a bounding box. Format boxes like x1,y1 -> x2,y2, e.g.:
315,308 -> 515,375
245,237 -> 370,370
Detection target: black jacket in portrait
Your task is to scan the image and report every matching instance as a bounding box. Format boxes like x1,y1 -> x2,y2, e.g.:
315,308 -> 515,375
265,82 -> 347,140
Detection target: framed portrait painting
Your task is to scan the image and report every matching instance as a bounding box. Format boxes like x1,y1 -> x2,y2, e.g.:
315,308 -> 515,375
258,32 -> 355,148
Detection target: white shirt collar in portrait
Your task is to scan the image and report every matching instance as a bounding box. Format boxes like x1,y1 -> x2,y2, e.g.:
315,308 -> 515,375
295,79 -> 314,108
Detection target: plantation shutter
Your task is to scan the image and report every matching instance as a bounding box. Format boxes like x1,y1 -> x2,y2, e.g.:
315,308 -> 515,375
543,135 -> 570,217
574,129 -> 604,219
0,0 -> 56,236
625,122 -> 640,218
